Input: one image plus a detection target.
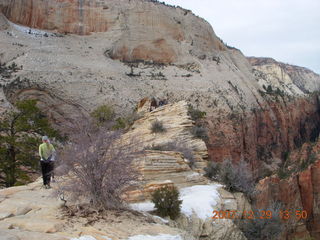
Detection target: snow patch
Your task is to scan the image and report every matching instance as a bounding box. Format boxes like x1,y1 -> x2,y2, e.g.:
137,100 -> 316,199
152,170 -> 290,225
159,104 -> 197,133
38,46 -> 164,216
130,201 -> 155,212
70,236 -> 97,240
70,236 -> 111,240
130,184 -> 222,221
127,234 -> 182,240
11,22 -> 61,37
153,215 -> 169,223
179,184 -> 221,220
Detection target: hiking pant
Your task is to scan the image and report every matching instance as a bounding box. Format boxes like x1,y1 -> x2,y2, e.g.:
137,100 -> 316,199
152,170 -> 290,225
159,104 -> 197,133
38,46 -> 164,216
40,161 -> 52,186
49,161 -> 55,179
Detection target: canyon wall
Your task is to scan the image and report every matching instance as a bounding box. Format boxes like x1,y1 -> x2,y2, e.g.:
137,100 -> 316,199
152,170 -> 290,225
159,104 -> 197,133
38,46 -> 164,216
256,141 -> 320,239
206,96 -> 320,174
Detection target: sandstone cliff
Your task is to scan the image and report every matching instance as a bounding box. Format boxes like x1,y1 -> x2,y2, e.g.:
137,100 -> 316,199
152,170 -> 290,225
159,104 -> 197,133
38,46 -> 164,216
1,1 -> 320,238
0,0 -> 225,64
256,139 -> 320,239
248,57 -> 320,94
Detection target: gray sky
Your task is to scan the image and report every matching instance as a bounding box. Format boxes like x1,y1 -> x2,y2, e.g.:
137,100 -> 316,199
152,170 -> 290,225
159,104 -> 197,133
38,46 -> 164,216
163,0 -> 320,74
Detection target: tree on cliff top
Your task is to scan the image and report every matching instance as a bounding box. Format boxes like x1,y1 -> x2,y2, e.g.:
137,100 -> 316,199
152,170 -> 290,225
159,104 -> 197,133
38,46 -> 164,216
0,99 -> 61,187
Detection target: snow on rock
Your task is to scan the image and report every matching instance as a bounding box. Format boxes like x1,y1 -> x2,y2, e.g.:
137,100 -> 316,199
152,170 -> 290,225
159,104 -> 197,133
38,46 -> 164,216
130,201 -> 155,212
153,215 -> 170,223
11,22 -> 60,37
130,184 -> 222,221
70,236 -> 97,240
70,236 -> 112,240
179,184 -> 221,220
127,234 -> 182,240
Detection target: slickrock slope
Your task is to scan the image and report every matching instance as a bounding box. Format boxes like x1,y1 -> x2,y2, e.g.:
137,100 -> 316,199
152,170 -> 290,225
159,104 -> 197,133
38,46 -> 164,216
0,179 -> 194,240
0,0 -> 225,64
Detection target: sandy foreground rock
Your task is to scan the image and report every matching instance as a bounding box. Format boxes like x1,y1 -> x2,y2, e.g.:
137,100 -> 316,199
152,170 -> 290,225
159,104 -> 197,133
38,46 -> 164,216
0,179 -> 192,240
0,178 -> 250,240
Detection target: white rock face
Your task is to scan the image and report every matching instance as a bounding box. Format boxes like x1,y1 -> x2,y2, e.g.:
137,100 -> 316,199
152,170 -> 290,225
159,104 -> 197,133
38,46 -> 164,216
0,4 -> 264,126
248,57 -> 320,95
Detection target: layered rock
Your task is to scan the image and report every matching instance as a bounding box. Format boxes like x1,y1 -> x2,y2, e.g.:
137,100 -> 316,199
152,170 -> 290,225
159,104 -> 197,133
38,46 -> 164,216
122,100 -> 209,202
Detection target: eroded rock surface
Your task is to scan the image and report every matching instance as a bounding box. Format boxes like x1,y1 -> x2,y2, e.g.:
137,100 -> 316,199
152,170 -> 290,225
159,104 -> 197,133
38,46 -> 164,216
0,0 -> 225,64
123,100 -> 209,202
248,57 -> 320,94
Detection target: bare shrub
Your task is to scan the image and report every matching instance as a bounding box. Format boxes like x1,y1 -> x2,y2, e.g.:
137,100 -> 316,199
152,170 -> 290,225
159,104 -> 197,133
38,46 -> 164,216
190,125 -> 208,141
238,201 -> 284,240
220,159 -> 256,199
150,120 -> 166,133
205,159 -> 256,200
56,120 -> 143,210
204,161 -> 220,180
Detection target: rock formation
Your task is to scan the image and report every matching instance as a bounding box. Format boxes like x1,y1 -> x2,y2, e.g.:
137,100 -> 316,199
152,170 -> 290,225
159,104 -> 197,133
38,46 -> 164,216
206,95 -> 320,173
0,100 -> 248,240
121,100 -> 209,202
0,0 -> 225,64
1,1 -> 320,238
248,57 -> 320,94
255,139 -> 320,239
0,12 -> 8,30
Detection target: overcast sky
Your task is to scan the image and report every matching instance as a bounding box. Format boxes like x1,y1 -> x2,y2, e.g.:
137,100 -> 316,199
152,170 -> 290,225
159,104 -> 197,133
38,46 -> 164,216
163,0 -> 320,74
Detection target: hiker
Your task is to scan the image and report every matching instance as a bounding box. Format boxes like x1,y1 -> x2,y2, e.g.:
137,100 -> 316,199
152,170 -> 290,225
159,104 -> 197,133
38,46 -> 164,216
159,99 -> 168,106
150,97 -> 158,112
39,136 -> 56,189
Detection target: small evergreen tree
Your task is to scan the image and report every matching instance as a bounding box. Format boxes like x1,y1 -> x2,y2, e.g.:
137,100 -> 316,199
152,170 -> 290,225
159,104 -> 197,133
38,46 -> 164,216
187,104 -> 206,121
151,185 -> 182,220
91,104 -> 115,125
0,99 -> 61,187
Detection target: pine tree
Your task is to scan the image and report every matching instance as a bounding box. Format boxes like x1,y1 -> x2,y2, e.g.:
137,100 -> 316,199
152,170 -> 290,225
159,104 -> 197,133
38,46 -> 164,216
0,99 -> 61,187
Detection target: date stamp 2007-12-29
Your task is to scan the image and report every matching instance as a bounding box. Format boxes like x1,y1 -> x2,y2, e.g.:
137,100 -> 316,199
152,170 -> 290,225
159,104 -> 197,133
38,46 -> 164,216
212,210 -> 308,220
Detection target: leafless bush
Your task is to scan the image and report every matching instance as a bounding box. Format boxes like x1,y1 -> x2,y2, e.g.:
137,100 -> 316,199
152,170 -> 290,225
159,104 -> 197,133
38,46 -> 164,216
238,201 -> 284,240
204,161 -> 220,180
190,125 -> 208,141
205,159 -> 256,200
56,120 -> 144,210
